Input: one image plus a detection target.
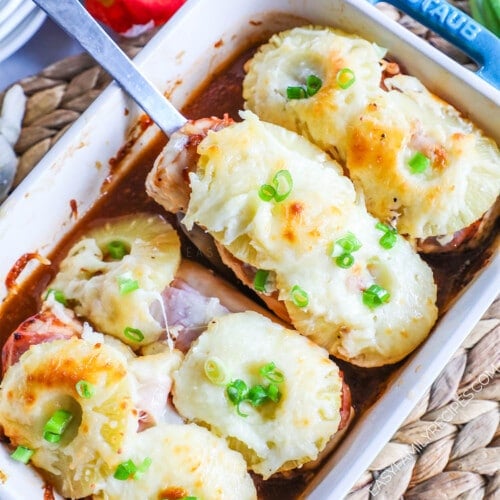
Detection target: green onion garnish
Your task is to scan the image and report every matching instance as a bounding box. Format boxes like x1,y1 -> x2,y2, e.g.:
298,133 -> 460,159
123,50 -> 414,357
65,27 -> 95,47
273,169 -> 293,202
291,285 -> 309,307
379,231 -> 397,249
266,383 -> 281,403
247,384 -> 269,407
114,457 -> 152,481
336,253 -> 355,269
43,409 -> 73,443
124,326 -> 144,342
336,68 -> 356,89
306,74 -> 322,96
75,380 -> 94,399
204,357 -> 228,386
107,240 -> 129,260
226,363 -> 285,417
10,445 -> 34,464
258,184 -> 276,201
259,362 -> 285,384
259,170 -> 294,203
286,74 -> 322,99
287,86 -> 307,99
335,232 -> 362,253
133,457 -> 152,480
362,284 -> 391,309
45,288 -> 67,305
117,276 -> 139,295
114,459 -> 137,480
226,379 -> 249,417
253,269 -> 270,292
375,222 -> 397,250
408,151 -> 430,173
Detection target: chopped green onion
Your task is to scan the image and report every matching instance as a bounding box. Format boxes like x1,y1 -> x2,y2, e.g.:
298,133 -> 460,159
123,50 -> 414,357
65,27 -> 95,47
226,379 -> 249,417
254,269 -> 270,292
259,362 -> 285,384
45,288 -> 67,305
272,169 -> 293,202
286,86 -> 307,99
336,253 -> 355,269
336,68 -> 356,89
259,170 -> 293,203
306,74 -> 323,96
114,459 -> 137,480
204,357 -> 228,385
286,74 -> 322,99
266,383 -> 281,403
291,285 -> 309,307
375,222 -> 397,250
335,232 -> 362,253
43,432 -> 61,443
247,384 -> 269,407
133,457 -> 152,479
10,445 -> 34,464
75,380 -> 94,399
362,284 -> 391,309
179,497 -> 199,500
107,240 -> 129,260
258,183 -> 276,201
408,151 -> 430,173
124,326 -> 144,342
113,457 -> 152,481
379,231 -> 397,249
226,379 -> 248,405
117,276 -> 139,295
43,409 -> 73,443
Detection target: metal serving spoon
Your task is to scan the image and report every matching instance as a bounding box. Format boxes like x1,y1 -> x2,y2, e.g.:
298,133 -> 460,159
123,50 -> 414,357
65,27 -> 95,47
33,0 -> 230,276
33,0 -> 187,136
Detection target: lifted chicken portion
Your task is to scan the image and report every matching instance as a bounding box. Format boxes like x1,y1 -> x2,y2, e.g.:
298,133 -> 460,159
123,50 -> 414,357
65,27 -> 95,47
147,111 -> 438,367
146,115 -> 234,213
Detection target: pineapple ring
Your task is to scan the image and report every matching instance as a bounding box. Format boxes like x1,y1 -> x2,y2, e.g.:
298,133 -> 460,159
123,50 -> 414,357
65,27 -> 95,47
47,213 -> 181,347
173,311 -> 344,478
0,337 -> 138,499
243,25 -> 386,160
345,75 -> 500,238
98,423 -> 257,500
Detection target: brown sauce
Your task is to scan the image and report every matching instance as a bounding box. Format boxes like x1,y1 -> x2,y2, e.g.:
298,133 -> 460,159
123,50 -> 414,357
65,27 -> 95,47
0,42 -> 497,500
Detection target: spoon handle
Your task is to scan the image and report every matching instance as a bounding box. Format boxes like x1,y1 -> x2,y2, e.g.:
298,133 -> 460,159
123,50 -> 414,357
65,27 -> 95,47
33,0 -> 187,136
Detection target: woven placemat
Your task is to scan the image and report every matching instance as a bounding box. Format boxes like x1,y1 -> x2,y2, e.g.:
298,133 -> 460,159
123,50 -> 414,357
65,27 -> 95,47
1,2 -> 498,499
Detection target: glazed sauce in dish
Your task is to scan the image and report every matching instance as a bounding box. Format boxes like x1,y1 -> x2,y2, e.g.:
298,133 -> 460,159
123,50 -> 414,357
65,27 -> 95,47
0,44 -> 497,500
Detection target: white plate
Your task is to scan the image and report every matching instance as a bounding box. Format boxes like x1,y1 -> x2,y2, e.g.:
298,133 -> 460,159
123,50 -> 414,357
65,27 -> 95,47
0,1 -> 45,63
0,0 -> 498,498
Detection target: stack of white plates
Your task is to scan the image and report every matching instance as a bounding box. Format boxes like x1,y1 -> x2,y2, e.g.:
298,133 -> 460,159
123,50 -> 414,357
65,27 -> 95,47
0,0 -> 46,63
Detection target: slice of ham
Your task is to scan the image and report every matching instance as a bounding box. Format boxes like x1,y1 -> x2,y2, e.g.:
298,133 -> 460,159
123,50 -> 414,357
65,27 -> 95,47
2,308 -> 81,374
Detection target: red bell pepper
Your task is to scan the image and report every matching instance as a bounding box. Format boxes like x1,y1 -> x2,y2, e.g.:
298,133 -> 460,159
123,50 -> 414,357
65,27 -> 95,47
84,0 -> 186,34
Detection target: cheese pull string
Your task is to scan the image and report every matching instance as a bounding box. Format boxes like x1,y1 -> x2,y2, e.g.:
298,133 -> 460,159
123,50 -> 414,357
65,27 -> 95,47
33,0 -> 187,136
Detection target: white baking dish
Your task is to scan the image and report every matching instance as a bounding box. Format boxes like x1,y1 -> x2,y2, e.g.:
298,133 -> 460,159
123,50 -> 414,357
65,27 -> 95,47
0,0 -> 498,498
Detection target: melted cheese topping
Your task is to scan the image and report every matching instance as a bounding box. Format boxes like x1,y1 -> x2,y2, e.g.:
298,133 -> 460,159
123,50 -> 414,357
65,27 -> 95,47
243,25 -> 386,160
183,112 -> 437,367
243,27 -> 500,239
173,311 -> 343,478
98,423 -> 256,500
0,338 -> 138,498
345,75 -> 500,237
47,213 -> 181,347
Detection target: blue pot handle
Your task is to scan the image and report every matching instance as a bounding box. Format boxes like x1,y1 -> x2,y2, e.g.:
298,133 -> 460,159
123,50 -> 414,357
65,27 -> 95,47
367,0 -> 500,89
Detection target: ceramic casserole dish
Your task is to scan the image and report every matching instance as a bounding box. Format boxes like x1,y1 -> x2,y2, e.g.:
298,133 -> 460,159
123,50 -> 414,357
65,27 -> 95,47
0,0 -> 498,498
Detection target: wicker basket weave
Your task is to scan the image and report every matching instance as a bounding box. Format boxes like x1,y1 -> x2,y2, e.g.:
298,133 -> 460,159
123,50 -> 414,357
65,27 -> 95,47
1,2 -> 498,498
